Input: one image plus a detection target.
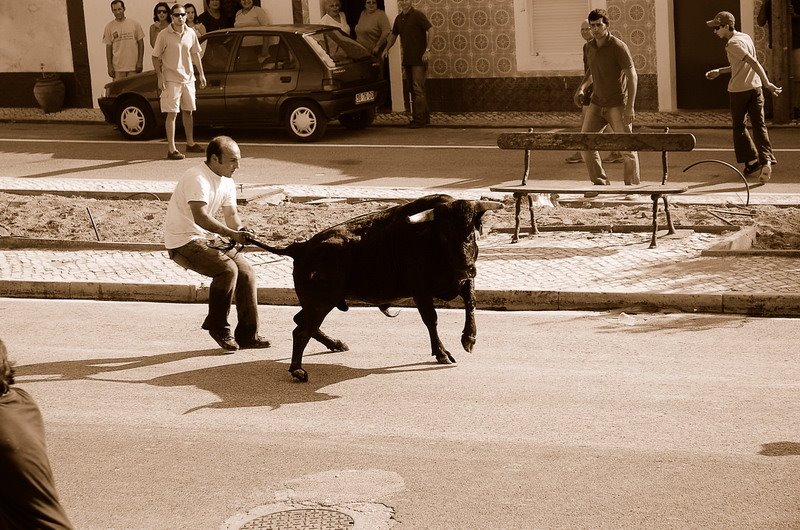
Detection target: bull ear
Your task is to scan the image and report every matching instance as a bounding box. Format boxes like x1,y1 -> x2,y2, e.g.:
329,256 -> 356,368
407,209 -> 435,224
474,200 -> 504,213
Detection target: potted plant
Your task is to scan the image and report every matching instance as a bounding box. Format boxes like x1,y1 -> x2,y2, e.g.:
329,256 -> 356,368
33,63 -> 65,113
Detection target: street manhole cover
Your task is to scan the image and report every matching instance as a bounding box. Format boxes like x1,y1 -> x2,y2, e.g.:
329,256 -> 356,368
239,508 -> 355,530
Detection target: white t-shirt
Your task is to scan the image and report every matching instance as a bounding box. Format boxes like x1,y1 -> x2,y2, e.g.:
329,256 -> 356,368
726,32 -> 761,93
103,18 -> 145,72
163,163 -> 237,249
152,24 -> 202,84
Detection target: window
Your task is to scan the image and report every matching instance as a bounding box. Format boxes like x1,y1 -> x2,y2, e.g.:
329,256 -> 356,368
202,35 -> 236,73
513,0 -> 606,72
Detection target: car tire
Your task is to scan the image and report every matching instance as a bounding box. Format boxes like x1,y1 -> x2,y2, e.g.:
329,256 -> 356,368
116,98 -> 157,140
284,101 -> 327,142
339,108 -> 376,130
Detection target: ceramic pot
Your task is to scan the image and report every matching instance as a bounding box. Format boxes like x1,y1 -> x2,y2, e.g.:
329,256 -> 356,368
33,76 -> 66,113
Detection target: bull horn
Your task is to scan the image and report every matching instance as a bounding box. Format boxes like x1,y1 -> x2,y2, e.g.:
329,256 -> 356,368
407,209 -> 434,224
474,200 -> 504,212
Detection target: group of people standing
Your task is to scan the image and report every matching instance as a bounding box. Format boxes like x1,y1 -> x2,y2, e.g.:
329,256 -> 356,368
571,8 -> 781,188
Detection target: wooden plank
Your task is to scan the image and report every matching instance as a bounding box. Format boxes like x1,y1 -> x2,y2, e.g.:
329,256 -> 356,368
490,184 -> 688,194
497,132 -> 696,152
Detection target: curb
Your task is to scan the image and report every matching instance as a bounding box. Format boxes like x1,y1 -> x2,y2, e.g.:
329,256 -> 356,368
2,280 -> 800,317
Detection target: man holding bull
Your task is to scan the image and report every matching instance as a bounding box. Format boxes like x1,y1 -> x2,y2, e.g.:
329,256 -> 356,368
164,135 -> 271,351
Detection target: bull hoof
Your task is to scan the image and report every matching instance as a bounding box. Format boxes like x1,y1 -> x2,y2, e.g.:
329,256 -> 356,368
461,334 -> 476,352
435,353 -> 456,364
331,340 -> 349,352
290,368 -> 309,383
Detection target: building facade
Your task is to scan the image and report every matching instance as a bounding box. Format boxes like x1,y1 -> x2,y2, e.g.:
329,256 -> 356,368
0,0 -> 769,112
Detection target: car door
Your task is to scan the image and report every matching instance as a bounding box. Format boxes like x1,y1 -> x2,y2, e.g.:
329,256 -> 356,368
224,33 -> 300,125
194,32 -> 235,124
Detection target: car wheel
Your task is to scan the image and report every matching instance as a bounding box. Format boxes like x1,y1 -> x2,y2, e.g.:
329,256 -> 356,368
284,101 -> 327,142
339,108 -> 376,130
116,98 -> 157,140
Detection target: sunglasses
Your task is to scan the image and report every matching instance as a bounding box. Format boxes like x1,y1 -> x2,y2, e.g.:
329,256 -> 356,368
157,9 -> 168,13
589,22 -> 604,27
712,25 -> 721,30
172,12 -> 187,17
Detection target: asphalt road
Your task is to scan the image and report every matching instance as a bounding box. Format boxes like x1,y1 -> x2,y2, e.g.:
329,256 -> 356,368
2,298 -> 799,529
1,123 -> 799,193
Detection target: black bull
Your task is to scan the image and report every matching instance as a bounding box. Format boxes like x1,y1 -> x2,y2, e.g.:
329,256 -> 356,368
247,194 -> 503,382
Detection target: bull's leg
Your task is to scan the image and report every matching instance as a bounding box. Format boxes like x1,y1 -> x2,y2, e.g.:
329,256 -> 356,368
289,305 -> 335,382
293,309 -> 347,352
460,279 -> 476,353
414,296 -> 454,364
312,329 -> 349,352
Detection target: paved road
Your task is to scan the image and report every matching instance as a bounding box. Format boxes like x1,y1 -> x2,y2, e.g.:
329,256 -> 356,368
3,298 -> 799,529
2,123 -> 800,193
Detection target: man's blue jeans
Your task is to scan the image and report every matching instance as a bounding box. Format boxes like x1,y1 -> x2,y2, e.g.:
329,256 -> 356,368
403,65 -> 429,124
168,239 -> 259,342
580,103 -> 640,185
729,87 -> 776,165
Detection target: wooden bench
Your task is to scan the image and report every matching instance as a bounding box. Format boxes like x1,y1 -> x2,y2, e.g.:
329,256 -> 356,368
489,131 -> 697,248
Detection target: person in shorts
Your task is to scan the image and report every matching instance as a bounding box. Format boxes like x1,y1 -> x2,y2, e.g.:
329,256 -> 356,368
152,3 -> 207,160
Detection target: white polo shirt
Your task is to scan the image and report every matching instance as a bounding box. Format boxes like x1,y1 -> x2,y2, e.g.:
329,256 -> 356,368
152,24 -> 201,84
164,162 -> 237,249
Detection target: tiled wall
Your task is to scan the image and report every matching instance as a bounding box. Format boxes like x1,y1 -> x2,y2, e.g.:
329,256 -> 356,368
422,0 -> 659,110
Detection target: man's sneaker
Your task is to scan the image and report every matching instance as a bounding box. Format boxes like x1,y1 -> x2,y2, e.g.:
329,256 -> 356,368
603,152 -> 624,163
186,143 -> 205,153
565,152 -> 583,164
167,150 -> 185,160
209,329 -> 239,351
759,161 -> 772,183
744,161 -> 761,178
238,335 -> 272,349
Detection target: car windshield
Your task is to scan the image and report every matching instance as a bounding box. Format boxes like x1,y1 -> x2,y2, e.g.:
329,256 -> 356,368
303,29 -> 371,68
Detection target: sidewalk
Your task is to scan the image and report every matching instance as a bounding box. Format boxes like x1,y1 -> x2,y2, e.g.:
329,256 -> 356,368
2,177 -> 800,316
2,107 -> 800,316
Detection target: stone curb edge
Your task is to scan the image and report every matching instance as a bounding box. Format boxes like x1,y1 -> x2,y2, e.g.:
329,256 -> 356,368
2,280 -> 799,317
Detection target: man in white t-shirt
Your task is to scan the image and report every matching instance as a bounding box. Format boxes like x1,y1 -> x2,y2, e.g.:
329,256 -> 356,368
102,0 -> 144,80
164,136 -> 270,351
705,10 -> 782,183
152,3 -> 207,160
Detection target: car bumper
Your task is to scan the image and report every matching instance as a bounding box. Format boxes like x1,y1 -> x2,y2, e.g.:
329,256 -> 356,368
97,97 -> 116,124
314,81 -> 388,118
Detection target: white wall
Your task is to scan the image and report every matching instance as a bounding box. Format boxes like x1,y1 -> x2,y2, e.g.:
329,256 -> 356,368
0,0 -> 72,72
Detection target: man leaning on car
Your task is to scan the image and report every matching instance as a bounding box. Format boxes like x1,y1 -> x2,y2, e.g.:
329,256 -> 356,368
152,3 -> 207,160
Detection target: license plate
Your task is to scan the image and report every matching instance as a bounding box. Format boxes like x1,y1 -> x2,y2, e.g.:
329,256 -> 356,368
355,90 -> 375,104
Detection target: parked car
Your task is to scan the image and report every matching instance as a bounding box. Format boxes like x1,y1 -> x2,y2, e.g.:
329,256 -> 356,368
98,25 -> 388,142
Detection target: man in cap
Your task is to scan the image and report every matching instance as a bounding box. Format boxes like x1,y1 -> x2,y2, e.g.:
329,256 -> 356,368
705,10 -> 782,183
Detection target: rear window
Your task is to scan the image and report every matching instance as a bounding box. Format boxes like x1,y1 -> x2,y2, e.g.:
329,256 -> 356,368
303,29 -> 371,68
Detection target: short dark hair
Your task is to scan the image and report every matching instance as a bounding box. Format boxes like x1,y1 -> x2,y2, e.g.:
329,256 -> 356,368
0,339 -> 16,396
172,3 -> 187,14
588,8 -> 609,27
206,135 -> 236,162
111,0 -> 125,9
153,1 -> 170,21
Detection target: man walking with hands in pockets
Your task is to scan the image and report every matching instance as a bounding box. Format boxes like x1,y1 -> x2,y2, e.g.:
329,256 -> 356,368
152,3 -> 206,160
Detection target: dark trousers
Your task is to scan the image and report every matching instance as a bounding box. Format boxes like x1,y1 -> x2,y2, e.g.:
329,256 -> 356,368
403,64 -> 429,124
729,88 -> 776,165
168,239 -> 259,342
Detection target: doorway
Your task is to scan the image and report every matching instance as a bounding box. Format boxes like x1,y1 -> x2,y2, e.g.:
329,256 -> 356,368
674,0 -> 741,109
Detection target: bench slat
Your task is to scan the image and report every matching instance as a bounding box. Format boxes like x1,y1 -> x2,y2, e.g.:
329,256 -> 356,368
497,132 -> 696,152
490,184 -> 688,194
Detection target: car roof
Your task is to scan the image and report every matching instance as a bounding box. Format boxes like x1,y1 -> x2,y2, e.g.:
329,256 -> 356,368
203,24 -> 334,37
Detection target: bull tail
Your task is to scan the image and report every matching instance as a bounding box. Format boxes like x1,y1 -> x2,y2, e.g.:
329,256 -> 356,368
245,235 -> 297,257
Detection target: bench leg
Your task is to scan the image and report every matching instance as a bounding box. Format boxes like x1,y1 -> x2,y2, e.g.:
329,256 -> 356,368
649,194 -> 659,249
527,194 -> 539,235
512,193 -> 523,243
662,196 -> 676,235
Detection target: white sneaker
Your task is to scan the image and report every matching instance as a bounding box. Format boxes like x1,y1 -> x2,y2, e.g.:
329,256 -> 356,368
759,162 -> 772,183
